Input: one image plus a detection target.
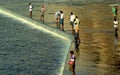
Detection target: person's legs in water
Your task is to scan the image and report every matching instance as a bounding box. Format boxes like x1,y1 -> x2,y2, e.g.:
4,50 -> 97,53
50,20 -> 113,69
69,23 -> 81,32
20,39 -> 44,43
42,15 -> 44,23
62,19 -> 64,31
115,27 -> 118,38
72,63 -> 75,75
62,24 -> 64,31
59,18 -> 64,30
56,18 -> 58,26
30,11 -> 32,18
40,14 -> 44,23
56,18 -> 60,26
70,21 -> 74,33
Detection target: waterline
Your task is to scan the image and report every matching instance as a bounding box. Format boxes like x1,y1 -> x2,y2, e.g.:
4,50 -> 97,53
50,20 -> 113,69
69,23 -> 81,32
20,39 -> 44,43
0,7 -> 72,75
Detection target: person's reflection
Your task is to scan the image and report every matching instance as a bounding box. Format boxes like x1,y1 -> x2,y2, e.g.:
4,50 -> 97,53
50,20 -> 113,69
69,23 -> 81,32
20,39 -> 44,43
75,44 -> 80,58
114,35 -> 118,50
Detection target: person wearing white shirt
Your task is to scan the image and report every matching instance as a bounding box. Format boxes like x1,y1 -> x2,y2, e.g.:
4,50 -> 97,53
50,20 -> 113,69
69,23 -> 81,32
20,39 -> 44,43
73,16 -> 80,30
29,3 -> 33,18
55,11 -> 60,26
70,12 -> 75,31
114,18 -> 118,31
113,18 -> 119,37
60,11 -> 64,31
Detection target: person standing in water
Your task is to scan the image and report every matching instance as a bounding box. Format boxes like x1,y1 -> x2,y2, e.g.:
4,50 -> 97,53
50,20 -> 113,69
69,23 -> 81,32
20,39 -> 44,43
55,10 -> 60,26
60,10 -> 64,31
74,16 -> 80,49
68,51 -> 75,75
40,4 -> 46,23
70,12 -> 75,33
74,16 -> 80,38
29,3 -> 33,18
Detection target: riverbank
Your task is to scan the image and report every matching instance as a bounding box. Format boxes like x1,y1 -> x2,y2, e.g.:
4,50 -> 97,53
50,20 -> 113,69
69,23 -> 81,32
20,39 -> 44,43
0,1 -> 120,74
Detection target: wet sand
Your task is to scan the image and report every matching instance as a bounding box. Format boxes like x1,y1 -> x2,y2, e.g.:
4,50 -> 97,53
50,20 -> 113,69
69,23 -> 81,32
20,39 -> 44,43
32,3 -> 120,75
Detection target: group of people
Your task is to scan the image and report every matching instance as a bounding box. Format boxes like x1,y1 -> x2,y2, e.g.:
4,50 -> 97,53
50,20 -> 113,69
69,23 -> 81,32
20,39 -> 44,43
68,12 -> 81,75
113,5 -> 119,37
70,12 -> 80,49
55,11 -> 80,49
29,3 -> 46,23
55,10 -> 64,31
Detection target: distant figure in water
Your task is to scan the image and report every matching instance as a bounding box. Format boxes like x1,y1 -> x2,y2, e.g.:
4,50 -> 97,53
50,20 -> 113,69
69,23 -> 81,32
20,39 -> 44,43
40,4 -> 46,23
68,51 -> 75,75
29,3 -> 33,18
55,10 -> 60,26
113,18 -> 119,37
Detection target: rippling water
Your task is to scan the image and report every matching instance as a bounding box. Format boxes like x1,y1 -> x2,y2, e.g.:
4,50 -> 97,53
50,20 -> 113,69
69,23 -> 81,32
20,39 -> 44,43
0,0 -> 74,75
0,10 -> 71,75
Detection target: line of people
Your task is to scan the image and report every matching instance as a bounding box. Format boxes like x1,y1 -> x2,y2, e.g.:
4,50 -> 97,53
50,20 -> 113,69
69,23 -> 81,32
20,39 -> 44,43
70,12 -> 80,50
